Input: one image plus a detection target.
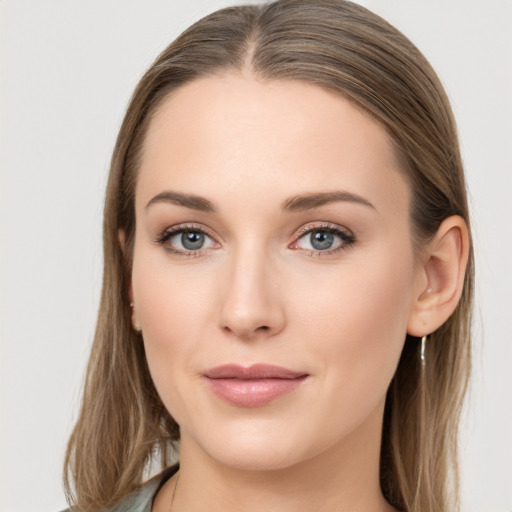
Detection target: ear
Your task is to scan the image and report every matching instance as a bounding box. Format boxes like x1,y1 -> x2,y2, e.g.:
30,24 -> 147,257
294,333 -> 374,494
407,215 -> 470,337
118,229 -> 134,304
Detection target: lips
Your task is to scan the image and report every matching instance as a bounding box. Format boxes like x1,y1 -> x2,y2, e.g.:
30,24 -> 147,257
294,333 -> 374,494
203,364 -> 309,407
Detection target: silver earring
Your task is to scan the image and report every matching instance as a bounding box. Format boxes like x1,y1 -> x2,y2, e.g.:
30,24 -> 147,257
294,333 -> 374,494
420,335 -> 427,365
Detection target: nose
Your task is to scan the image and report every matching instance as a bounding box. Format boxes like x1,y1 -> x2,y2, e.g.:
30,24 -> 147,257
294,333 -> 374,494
217,246 -> 286,341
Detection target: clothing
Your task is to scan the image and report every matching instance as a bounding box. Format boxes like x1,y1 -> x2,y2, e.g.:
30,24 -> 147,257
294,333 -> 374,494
61,465 -> 178,512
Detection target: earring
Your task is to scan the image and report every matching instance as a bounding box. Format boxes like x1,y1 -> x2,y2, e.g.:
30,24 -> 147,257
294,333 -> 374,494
421,288 -> 433,300
420,335 -> 427,365
130,302 -> 142,333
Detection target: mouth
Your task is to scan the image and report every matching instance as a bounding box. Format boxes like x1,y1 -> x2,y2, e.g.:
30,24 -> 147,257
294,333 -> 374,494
203,363 -> 309,407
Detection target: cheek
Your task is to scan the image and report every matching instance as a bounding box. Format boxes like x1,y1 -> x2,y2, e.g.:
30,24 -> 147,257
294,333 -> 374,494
291,247 -> 415,409
131,252 -> 218,414
136,269 -> 208,345
132,236 -> 220,341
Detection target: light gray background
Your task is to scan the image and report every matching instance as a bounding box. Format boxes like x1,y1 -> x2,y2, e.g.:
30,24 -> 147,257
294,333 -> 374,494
1,1 -> 511,511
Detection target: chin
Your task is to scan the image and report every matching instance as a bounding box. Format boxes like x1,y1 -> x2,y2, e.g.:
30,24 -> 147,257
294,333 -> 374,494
189,423 -> 309,471
208,445 -> 303,472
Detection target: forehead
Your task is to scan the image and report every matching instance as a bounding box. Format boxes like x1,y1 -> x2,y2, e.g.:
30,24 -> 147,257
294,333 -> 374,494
137,74 -> 410,216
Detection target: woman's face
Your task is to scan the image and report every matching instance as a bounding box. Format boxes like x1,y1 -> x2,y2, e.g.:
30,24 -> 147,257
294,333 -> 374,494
131,74 -> 421,470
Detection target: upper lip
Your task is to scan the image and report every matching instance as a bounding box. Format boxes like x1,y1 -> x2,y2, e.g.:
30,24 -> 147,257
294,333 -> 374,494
204,364 -> 308,380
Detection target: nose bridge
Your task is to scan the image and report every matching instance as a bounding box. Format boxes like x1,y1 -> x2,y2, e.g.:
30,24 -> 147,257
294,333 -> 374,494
218,239 -> 285,340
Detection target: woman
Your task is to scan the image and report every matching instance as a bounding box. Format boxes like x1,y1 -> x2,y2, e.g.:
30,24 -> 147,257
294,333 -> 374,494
63,1 -> 473,511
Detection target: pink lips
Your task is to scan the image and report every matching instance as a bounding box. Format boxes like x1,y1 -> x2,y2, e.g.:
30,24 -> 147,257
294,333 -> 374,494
203,364 -> 308,407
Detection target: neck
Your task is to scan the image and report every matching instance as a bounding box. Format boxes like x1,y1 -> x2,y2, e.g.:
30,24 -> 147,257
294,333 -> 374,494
163,400 -> 395,512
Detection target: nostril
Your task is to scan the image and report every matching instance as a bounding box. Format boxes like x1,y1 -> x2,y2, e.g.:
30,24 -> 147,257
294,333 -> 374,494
222,323 -> 271,338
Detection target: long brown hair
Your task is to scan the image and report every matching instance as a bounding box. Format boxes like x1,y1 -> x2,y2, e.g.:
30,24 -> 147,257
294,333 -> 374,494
64,1 -> 473,510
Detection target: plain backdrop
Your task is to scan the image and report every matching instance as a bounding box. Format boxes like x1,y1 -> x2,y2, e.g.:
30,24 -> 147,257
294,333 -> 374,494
1,1 -> 511,511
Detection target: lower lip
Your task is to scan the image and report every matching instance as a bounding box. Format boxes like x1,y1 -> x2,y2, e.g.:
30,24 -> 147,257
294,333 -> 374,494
204,376 -> 308,407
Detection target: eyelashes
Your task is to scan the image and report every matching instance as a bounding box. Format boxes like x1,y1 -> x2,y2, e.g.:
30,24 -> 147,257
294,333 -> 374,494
154,223 -> 219,259
291,222 -> 356,256
154,222 -> 356,259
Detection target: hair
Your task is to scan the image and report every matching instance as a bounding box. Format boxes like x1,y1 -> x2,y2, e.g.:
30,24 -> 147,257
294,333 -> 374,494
63,1 -> 474,511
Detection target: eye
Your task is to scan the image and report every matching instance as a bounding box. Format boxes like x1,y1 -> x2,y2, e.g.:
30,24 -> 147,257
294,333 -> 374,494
155,224 -> 218,257
292,224 -> 356,255
173,230 -> 210,250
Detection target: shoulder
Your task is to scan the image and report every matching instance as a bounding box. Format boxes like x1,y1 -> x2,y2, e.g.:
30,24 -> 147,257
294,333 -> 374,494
59,464 -> 179,512
107,476 -> 161,512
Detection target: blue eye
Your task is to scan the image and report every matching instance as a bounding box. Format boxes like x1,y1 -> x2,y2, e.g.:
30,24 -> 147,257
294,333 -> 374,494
309,231 -> 335,250
156,225 -> 217,256
179,230 -> 206,250
156,223 -> 355,258
294,225 -> 355,254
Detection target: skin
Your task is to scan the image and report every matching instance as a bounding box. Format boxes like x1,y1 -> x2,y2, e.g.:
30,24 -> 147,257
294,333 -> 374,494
128,73 -> 469,512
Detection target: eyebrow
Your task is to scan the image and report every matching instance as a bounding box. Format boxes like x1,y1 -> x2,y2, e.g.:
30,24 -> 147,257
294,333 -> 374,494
146,191 -> 217,213
145,190 -> 375,213
281,191 -> 376,212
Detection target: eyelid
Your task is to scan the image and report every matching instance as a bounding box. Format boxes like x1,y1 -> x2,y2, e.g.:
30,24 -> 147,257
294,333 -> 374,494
157,222 -> 217,240
294,221 -> 353,238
